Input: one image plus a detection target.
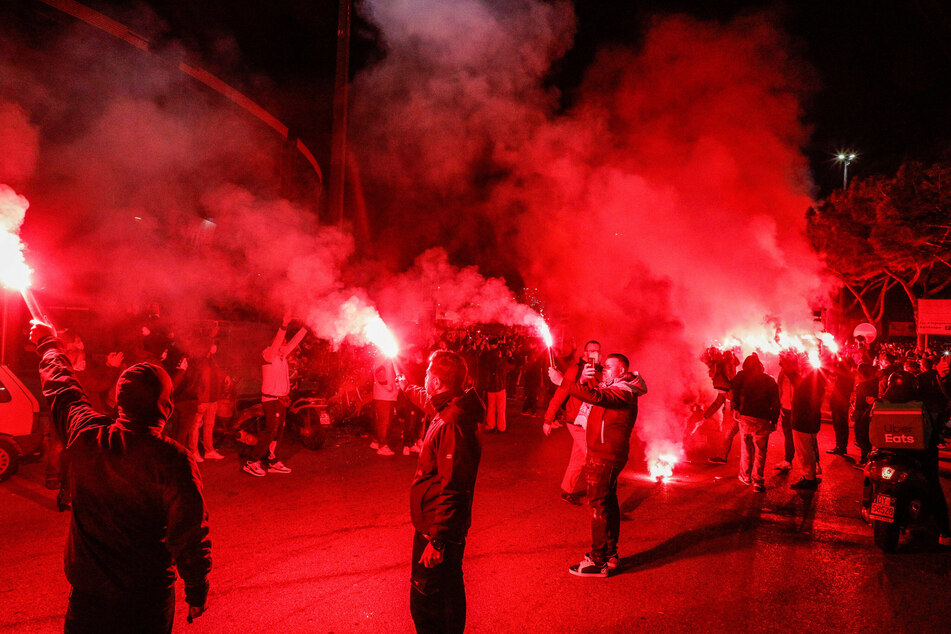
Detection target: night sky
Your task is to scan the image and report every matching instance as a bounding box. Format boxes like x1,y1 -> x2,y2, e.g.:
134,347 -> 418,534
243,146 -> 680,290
5,0 -> 948,196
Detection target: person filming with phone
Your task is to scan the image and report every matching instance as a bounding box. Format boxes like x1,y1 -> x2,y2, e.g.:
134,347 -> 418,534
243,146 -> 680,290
543,340 -> 603,506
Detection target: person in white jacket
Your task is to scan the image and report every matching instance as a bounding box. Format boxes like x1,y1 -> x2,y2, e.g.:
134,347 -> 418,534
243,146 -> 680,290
243,315 -> 307,477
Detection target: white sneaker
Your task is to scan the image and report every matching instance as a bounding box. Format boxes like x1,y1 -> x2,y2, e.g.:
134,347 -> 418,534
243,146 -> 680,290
775,460 -> 792,470
370,441 -> 380,450
193,452 -> 204,463
267,460 -> 292,474
410,440 -> 423,454
243,460 -> 266,477
377,445 -> 395,456
204,450 -> 225,460
402,446 -> 411,456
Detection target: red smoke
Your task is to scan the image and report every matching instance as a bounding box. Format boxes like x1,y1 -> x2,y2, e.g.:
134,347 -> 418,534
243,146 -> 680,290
3,3 -> 831,468
351,3 -> 830,463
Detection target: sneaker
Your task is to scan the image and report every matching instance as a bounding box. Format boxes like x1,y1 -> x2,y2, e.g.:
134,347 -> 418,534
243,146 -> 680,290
753,482 -> 766,493
561,491 -> 583,506
267,460 -> 292,474
568,554 -> 609,578
789,477 -> 818,491
193,452 -> 204,463
775,460 -> 792,471
826,448 -> 846,456
403,446 -> 411,456
243,460 -> 266,477
939,534 -> 951,547
409,441 -> 423,454
204,450 -> 225,460
606,553 -> 620,570
708,456 -> 727,464
377,445 -> 395,456
370,441 -> 380,450
738,474 -> 752,486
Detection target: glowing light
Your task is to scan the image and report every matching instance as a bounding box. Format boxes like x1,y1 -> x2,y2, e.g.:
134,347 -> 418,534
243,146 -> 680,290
816,332 -> 839,354
648,452 -> 679,480
0,231 -> 32,292
535,317 -> 553,348
365,315 -> 399,358
881,466 -> 895,480
714,324 -> 837,370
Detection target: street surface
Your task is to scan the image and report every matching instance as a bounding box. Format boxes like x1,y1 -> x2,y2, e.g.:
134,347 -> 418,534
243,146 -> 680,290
2,402 -> 950,633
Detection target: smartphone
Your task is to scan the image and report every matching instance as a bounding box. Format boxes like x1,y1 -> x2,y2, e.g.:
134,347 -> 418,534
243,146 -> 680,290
587,351 -> 600,365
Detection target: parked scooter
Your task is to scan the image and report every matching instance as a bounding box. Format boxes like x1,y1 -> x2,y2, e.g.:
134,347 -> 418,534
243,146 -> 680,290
862,448 -> 931,552
860,371 -> 935,552
234,390 -> 331,452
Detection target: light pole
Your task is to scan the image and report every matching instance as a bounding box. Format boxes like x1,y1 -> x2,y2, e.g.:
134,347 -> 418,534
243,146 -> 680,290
835,151 -> 857,189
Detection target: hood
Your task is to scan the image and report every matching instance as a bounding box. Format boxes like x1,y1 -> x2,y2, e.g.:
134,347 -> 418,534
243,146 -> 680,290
116,362 -> 174,430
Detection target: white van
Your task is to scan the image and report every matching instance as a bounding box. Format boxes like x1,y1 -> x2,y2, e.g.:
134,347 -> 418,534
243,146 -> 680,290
0,365 -> 44,481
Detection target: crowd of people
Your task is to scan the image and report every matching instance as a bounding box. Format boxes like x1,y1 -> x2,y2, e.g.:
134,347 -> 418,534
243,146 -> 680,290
695,338 -> 951,542
23,309 -> 951,632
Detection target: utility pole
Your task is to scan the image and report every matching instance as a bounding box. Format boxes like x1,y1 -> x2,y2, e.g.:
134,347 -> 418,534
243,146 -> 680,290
329,0 -> 352,229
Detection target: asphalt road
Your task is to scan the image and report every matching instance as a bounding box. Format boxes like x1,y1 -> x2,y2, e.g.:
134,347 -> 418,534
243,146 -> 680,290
3,403 -> 950,633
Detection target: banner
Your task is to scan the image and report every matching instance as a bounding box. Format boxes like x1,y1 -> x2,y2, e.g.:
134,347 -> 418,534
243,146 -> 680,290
918,299 -> 951,335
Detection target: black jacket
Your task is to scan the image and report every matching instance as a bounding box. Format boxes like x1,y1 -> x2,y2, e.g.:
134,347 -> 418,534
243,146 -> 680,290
406,387 -> 484,543
564,372 -> 647,465
731,369 -> 780,424
37,336 -> 211,606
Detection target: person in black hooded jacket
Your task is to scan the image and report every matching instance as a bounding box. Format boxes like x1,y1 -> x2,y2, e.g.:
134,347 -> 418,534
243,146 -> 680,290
31,321 -> 211,634
399,350 -> 484,634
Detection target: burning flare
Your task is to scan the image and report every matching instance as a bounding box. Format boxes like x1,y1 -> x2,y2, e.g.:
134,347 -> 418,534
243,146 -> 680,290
0,185 -> 32,292
531,316 -> 555,366
648,452 -> 679,480
365,315 -> 399,358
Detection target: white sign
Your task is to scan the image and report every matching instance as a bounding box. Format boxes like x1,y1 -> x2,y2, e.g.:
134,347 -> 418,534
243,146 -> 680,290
918,299 -> 951,335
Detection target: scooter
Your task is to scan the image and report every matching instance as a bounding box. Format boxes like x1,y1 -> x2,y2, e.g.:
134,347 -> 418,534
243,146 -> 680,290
861,448 -> 931,552
234,391 -> 332,452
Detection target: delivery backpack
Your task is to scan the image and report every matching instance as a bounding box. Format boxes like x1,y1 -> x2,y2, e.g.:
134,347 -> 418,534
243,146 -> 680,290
869,400 -> 930,450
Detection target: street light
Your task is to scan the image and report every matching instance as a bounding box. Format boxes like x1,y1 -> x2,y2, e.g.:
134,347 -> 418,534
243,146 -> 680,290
835,150 -> 857,189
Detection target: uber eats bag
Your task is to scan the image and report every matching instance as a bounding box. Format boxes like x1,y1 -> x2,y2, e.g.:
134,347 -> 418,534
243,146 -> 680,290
869,400 -> 930,450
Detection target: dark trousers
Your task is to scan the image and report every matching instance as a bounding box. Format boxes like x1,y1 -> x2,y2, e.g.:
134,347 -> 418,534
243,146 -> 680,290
853,412 -> 872,460
410,531 -> 466,634
585,459 -> 624,564
830,399 -> 850,450
65,589 -> 174,634
375,399 -> 395,447
779,407 -> 795,462
254,398 -> 286,463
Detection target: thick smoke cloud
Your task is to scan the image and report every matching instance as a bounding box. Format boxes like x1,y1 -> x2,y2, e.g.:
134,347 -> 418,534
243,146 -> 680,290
352,2 -> 828,461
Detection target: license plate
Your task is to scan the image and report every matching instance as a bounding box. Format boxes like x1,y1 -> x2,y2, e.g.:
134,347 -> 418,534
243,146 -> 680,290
869,493 -> 896,522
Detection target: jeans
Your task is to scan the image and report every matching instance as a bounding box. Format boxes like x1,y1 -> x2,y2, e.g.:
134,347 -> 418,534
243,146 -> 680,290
65,589 -> 174,634
720,405 -> 739,459
793,430 -> 818,480
375,399 -> 395,447
737,415 -> 772,484
585,459 -> 624,564
486,390 -> 506,431
560,423 -> 587,495
410,531 -> 466,634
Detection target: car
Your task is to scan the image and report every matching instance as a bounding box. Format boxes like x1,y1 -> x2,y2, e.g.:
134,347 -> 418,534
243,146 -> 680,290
0,364 -> 45,481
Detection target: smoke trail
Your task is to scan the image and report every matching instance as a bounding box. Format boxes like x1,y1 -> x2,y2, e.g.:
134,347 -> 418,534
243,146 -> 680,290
351,3 -> 829,466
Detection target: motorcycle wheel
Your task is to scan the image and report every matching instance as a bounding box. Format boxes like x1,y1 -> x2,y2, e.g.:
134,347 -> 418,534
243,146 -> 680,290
873,520 -> 901,552
297,410 -> 327,451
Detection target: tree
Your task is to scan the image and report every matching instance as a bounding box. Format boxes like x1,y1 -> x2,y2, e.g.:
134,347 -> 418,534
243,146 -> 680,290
807,160 -> 951,344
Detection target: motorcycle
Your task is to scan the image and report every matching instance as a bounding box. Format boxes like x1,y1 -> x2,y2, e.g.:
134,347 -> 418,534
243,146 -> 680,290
234,390 -> 332,452
861,448 -> 931,552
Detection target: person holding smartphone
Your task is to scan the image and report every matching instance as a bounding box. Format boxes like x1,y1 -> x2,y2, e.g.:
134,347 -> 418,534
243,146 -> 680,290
543,340 -> 603,505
